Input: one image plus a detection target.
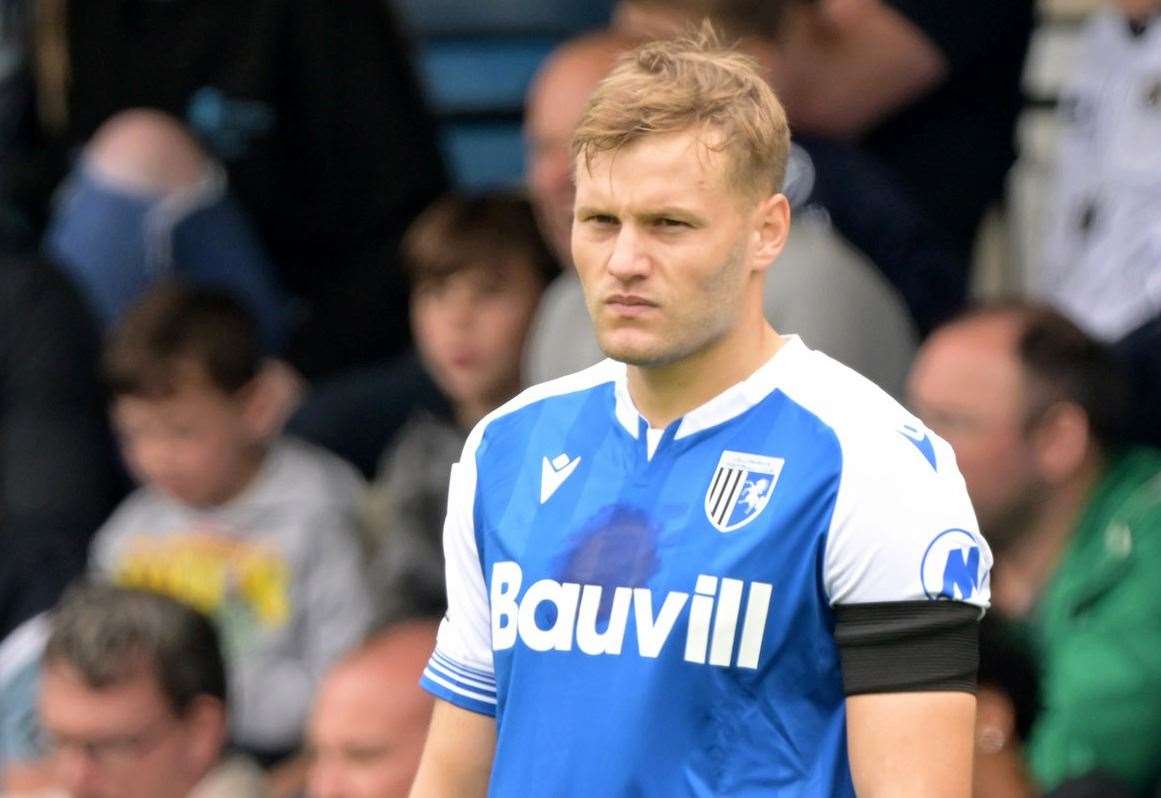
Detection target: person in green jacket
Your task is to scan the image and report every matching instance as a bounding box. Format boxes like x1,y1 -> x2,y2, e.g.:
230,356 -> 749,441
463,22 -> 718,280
908,299 -> 1161,796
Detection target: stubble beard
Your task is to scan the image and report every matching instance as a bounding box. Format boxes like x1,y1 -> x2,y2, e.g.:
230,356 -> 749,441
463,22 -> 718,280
592,238 -> 748,369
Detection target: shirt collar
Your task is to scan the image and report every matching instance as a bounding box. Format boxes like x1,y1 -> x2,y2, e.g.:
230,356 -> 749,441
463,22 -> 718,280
610,336 -> 806,440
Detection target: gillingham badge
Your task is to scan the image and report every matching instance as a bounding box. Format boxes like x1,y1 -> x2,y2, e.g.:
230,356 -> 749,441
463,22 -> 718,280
704,450 -> 784,533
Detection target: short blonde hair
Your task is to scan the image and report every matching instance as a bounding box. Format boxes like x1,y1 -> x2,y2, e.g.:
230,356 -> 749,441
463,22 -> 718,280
572,23 -> 790,198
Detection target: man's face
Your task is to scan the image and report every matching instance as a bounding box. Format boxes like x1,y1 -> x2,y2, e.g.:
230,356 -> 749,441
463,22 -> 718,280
39,663 -> 208,798
907,320 -> 1045,544
572,129 -> 759,368
306,662 -> 434,798
411,260 -> 543,416
112,372 -> 261,508
525,47 -> 621,267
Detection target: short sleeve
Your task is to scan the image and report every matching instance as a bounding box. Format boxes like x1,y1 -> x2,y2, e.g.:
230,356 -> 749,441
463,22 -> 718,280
824,421 -> 991,609
823,420 -> 992,694
419,432 -> 498,716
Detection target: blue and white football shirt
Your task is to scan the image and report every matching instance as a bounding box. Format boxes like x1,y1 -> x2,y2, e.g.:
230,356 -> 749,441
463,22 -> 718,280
422,336 -> 990,796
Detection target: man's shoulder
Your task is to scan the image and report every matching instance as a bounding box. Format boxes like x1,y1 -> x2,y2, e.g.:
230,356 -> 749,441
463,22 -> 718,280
781,342 -> 919,442
472,360 -> 622,444
778,340 -> 960,483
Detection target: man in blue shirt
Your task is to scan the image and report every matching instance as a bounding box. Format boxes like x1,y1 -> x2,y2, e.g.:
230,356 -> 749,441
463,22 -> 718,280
411,26 -> 988,797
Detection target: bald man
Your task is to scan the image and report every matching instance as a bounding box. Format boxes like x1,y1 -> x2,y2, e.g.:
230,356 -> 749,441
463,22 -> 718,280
907,302 -> 1161,794
525,32 -> 639,269
305,620 -> 438,798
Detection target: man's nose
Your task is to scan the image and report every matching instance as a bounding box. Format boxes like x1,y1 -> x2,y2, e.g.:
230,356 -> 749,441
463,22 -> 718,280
606,225 -> 649,281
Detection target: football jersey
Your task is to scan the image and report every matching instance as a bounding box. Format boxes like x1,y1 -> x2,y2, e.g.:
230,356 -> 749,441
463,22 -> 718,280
422,337 -> 990,796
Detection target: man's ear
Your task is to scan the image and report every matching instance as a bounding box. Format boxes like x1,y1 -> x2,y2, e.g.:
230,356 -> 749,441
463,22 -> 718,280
240,359 -> 304,440
751,192 -> 791,274
1032,402 -> 1093,484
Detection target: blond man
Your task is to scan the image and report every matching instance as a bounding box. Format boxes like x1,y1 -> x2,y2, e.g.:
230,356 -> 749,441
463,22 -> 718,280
411,28 -> 988,797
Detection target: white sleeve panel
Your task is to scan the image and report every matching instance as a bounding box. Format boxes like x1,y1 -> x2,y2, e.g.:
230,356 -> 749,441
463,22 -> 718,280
419,359 -> 628,714
422,427 -> 498,712
823,422 -> 992,611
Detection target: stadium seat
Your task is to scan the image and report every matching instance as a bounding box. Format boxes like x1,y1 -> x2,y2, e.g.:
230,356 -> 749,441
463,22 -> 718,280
394,0 -> 614,189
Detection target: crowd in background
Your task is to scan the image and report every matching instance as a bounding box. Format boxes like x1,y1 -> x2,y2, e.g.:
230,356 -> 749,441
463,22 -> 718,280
0,0 -> 1159,796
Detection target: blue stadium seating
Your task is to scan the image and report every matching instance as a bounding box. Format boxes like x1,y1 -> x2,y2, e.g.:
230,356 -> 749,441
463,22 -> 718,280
394,0 -> 613,188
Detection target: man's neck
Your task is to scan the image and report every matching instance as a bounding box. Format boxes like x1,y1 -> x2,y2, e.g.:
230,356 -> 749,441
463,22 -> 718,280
992,454 -> 1106,618
627,322 -> 783,429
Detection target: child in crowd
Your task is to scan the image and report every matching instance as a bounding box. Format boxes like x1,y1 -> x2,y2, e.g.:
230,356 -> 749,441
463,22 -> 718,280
362,191 -> 555,623
90,284 -> 371,761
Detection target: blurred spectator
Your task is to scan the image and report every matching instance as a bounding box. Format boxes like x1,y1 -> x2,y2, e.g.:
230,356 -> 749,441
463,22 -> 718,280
1,253 -> 119,641
520,30 -> 632,380
1034,0 -> 1161,447
617,0 -> 1034,261
0,0 -> 447,378
1037,0 -> 1161,343
90,285 -> 372,760
304,618 -> 438,798
613,3 -> 1027,332
44,110 -> 290,352
522,29 -> 918,395
37,583 -> 265,798
362,192 -> 554,623
907,301 -> 1161,794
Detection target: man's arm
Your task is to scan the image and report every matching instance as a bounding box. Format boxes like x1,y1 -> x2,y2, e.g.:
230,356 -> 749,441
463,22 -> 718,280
847,691 -> 976,798
821,411 -> 991,796
411,439 -> 499,796
409,699 -> 496,798
773,0 -> 946,139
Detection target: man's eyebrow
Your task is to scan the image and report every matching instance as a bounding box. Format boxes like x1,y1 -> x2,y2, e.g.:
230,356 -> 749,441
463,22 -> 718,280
574,205 -> 612,217
639,207 -> 707,224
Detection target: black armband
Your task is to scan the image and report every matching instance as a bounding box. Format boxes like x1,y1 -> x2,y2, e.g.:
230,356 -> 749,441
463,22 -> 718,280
834,601 -> 979,696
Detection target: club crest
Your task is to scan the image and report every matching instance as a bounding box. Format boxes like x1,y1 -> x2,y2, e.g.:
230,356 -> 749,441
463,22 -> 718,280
704,451 -> 784,533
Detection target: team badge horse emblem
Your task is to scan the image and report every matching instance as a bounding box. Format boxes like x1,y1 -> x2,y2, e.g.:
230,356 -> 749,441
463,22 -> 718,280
705,450 -> 785,533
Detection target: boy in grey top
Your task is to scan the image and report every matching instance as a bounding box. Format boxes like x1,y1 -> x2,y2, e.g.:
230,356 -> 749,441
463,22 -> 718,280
90,284 -> 371,759
361,192 -> 554,625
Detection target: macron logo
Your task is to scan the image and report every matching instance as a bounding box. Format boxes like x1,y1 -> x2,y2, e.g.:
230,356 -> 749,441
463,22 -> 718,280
540,453 -> 581,503
899,422 -> 938,471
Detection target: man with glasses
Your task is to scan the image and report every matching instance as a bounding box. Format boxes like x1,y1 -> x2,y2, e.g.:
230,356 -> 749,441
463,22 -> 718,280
34,583 -> 264,798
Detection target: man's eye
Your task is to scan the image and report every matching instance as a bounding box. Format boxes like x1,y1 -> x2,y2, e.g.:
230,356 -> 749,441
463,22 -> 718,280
657,218 -> 689,228
584,214 -> 617,225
